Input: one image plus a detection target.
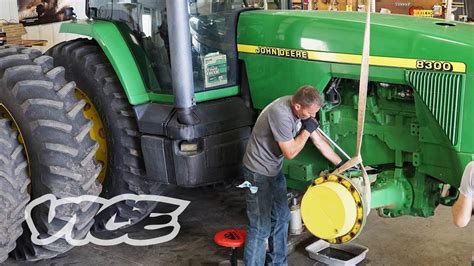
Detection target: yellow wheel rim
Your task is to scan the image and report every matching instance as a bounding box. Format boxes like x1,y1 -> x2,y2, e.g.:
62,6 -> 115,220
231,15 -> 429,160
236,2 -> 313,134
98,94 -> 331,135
301,174 -> 366,244
75,89 -> 107,184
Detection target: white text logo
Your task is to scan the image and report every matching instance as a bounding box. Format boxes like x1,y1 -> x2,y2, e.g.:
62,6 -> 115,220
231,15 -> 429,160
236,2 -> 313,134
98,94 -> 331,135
25,194 -> 190,246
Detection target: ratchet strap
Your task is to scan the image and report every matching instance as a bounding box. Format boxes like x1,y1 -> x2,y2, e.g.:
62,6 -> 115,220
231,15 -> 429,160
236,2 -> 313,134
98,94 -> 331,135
331,2 -> 372,210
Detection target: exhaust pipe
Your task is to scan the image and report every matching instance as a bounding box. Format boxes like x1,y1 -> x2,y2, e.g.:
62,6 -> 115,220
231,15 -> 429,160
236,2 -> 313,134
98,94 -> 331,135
166,0 -> 199,125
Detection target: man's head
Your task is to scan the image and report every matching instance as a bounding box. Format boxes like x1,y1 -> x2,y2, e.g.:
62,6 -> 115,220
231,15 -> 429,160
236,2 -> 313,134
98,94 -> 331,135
291,85 -> 324,119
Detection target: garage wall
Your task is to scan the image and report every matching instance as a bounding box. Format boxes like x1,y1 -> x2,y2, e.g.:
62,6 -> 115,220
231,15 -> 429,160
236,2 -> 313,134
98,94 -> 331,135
0,0 -> 19,22
0,0 -> 88,51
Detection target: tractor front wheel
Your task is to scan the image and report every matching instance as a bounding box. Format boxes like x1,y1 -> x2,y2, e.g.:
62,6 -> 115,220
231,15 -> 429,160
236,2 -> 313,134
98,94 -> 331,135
48,39 -> 168,231
0,46 -> 102,261
0,118 -> 29,263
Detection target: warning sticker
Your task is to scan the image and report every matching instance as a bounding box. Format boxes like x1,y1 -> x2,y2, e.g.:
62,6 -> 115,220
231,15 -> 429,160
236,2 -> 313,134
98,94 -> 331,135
204,53 -> 228,88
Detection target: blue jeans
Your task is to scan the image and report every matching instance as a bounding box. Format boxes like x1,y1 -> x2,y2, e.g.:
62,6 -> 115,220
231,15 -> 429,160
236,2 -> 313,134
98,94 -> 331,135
243,167 -> 291,266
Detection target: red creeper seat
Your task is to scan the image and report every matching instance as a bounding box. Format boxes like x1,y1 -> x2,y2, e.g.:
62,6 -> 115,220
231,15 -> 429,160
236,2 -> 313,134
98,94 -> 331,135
214,229 -> 246,266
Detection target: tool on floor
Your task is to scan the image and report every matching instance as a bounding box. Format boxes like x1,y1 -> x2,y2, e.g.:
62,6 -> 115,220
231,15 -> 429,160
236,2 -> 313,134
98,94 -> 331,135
289,198 -> 303,235
305,239 -> 369,265
214,229 -> 246,266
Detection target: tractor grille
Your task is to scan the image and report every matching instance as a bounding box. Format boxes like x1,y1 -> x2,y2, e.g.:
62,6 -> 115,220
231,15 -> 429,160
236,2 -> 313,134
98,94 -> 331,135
406,70 -> 465,145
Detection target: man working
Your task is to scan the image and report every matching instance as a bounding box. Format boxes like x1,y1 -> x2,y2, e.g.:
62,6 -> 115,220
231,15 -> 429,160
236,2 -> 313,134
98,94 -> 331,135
452,161 -> 474,227
242,85 -> 343,265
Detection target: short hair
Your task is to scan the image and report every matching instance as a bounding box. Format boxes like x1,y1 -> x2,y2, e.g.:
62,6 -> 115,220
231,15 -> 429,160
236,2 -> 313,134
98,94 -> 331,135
292,85 -> 324,108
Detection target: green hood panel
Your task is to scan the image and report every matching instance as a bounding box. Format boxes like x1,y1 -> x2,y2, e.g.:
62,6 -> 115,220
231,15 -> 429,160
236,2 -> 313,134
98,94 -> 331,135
237,10 -> 474,66
237,11 -> 473,108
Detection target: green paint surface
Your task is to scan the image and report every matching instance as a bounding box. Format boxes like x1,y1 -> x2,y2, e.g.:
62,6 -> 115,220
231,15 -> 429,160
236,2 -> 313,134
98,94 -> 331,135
238,11 -> 474,216
61,20 -> 150,105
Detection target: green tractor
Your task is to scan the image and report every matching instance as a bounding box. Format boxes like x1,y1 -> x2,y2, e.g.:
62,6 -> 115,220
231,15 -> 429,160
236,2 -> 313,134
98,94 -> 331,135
0,0 -> 472,261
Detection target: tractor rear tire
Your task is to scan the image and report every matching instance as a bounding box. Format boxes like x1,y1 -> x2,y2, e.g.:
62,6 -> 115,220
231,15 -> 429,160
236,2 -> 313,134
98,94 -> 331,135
0,46 -> 102,261
0,118 -> 29,263
47,39 -> 167,231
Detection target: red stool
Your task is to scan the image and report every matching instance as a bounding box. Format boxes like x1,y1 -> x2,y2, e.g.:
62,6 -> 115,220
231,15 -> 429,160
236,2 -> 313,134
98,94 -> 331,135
214,229 -> 246,266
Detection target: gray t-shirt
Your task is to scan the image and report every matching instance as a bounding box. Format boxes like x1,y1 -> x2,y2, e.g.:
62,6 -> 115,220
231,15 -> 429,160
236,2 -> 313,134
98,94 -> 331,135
460,161 -> 474,198
242,96 -> 301,176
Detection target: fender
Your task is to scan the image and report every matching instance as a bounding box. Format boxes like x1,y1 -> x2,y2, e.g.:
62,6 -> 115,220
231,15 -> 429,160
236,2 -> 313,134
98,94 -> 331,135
60,20 -> 158,105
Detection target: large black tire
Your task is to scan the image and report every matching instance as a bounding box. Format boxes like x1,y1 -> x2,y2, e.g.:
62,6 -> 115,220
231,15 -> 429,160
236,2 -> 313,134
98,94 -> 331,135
0,118 -> 29,263
0,46 -> 102,261
47,39 -> 166,230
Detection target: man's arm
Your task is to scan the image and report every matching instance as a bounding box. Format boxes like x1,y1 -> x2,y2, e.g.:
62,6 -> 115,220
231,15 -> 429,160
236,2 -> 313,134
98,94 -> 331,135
452,162 -> 474,227
309,130 -> 342,165
278,130 -> 311,160
452,194 -> 473,228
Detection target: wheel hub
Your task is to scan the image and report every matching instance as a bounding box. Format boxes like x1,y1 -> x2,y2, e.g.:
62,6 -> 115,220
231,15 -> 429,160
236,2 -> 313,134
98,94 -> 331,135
301,174 -> 367,244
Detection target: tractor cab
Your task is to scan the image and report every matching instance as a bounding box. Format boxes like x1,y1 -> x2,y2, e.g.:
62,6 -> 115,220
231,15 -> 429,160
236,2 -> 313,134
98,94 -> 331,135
86,0 -> 244,93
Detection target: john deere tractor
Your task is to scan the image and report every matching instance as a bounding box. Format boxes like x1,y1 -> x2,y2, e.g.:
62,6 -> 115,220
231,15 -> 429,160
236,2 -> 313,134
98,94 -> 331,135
0,0 -> 472,261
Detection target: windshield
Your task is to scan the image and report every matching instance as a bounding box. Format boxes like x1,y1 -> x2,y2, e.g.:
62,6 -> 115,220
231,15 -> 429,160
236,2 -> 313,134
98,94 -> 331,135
86,0 -> 245,93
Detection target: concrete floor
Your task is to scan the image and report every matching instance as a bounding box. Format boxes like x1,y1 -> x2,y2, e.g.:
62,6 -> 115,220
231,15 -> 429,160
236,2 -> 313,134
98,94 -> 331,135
5,184 -> 474,265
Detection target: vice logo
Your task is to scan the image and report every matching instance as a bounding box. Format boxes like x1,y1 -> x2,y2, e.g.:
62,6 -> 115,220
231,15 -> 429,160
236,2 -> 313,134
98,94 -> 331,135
25,194 -> 190,246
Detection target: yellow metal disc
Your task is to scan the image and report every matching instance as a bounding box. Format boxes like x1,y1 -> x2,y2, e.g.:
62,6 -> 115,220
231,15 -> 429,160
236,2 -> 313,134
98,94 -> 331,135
301,181 -> 358,239
75,88 -> 107,184
301,174 -> 366,244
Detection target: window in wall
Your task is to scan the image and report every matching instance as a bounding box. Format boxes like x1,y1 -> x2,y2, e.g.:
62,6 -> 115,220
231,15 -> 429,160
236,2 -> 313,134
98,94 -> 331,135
142,11 -> 152,37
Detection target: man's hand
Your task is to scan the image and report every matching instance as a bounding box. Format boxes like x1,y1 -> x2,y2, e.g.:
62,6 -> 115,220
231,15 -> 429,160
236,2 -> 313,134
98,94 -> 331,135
331,160 -> 359,173
301,118 -> 319,133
